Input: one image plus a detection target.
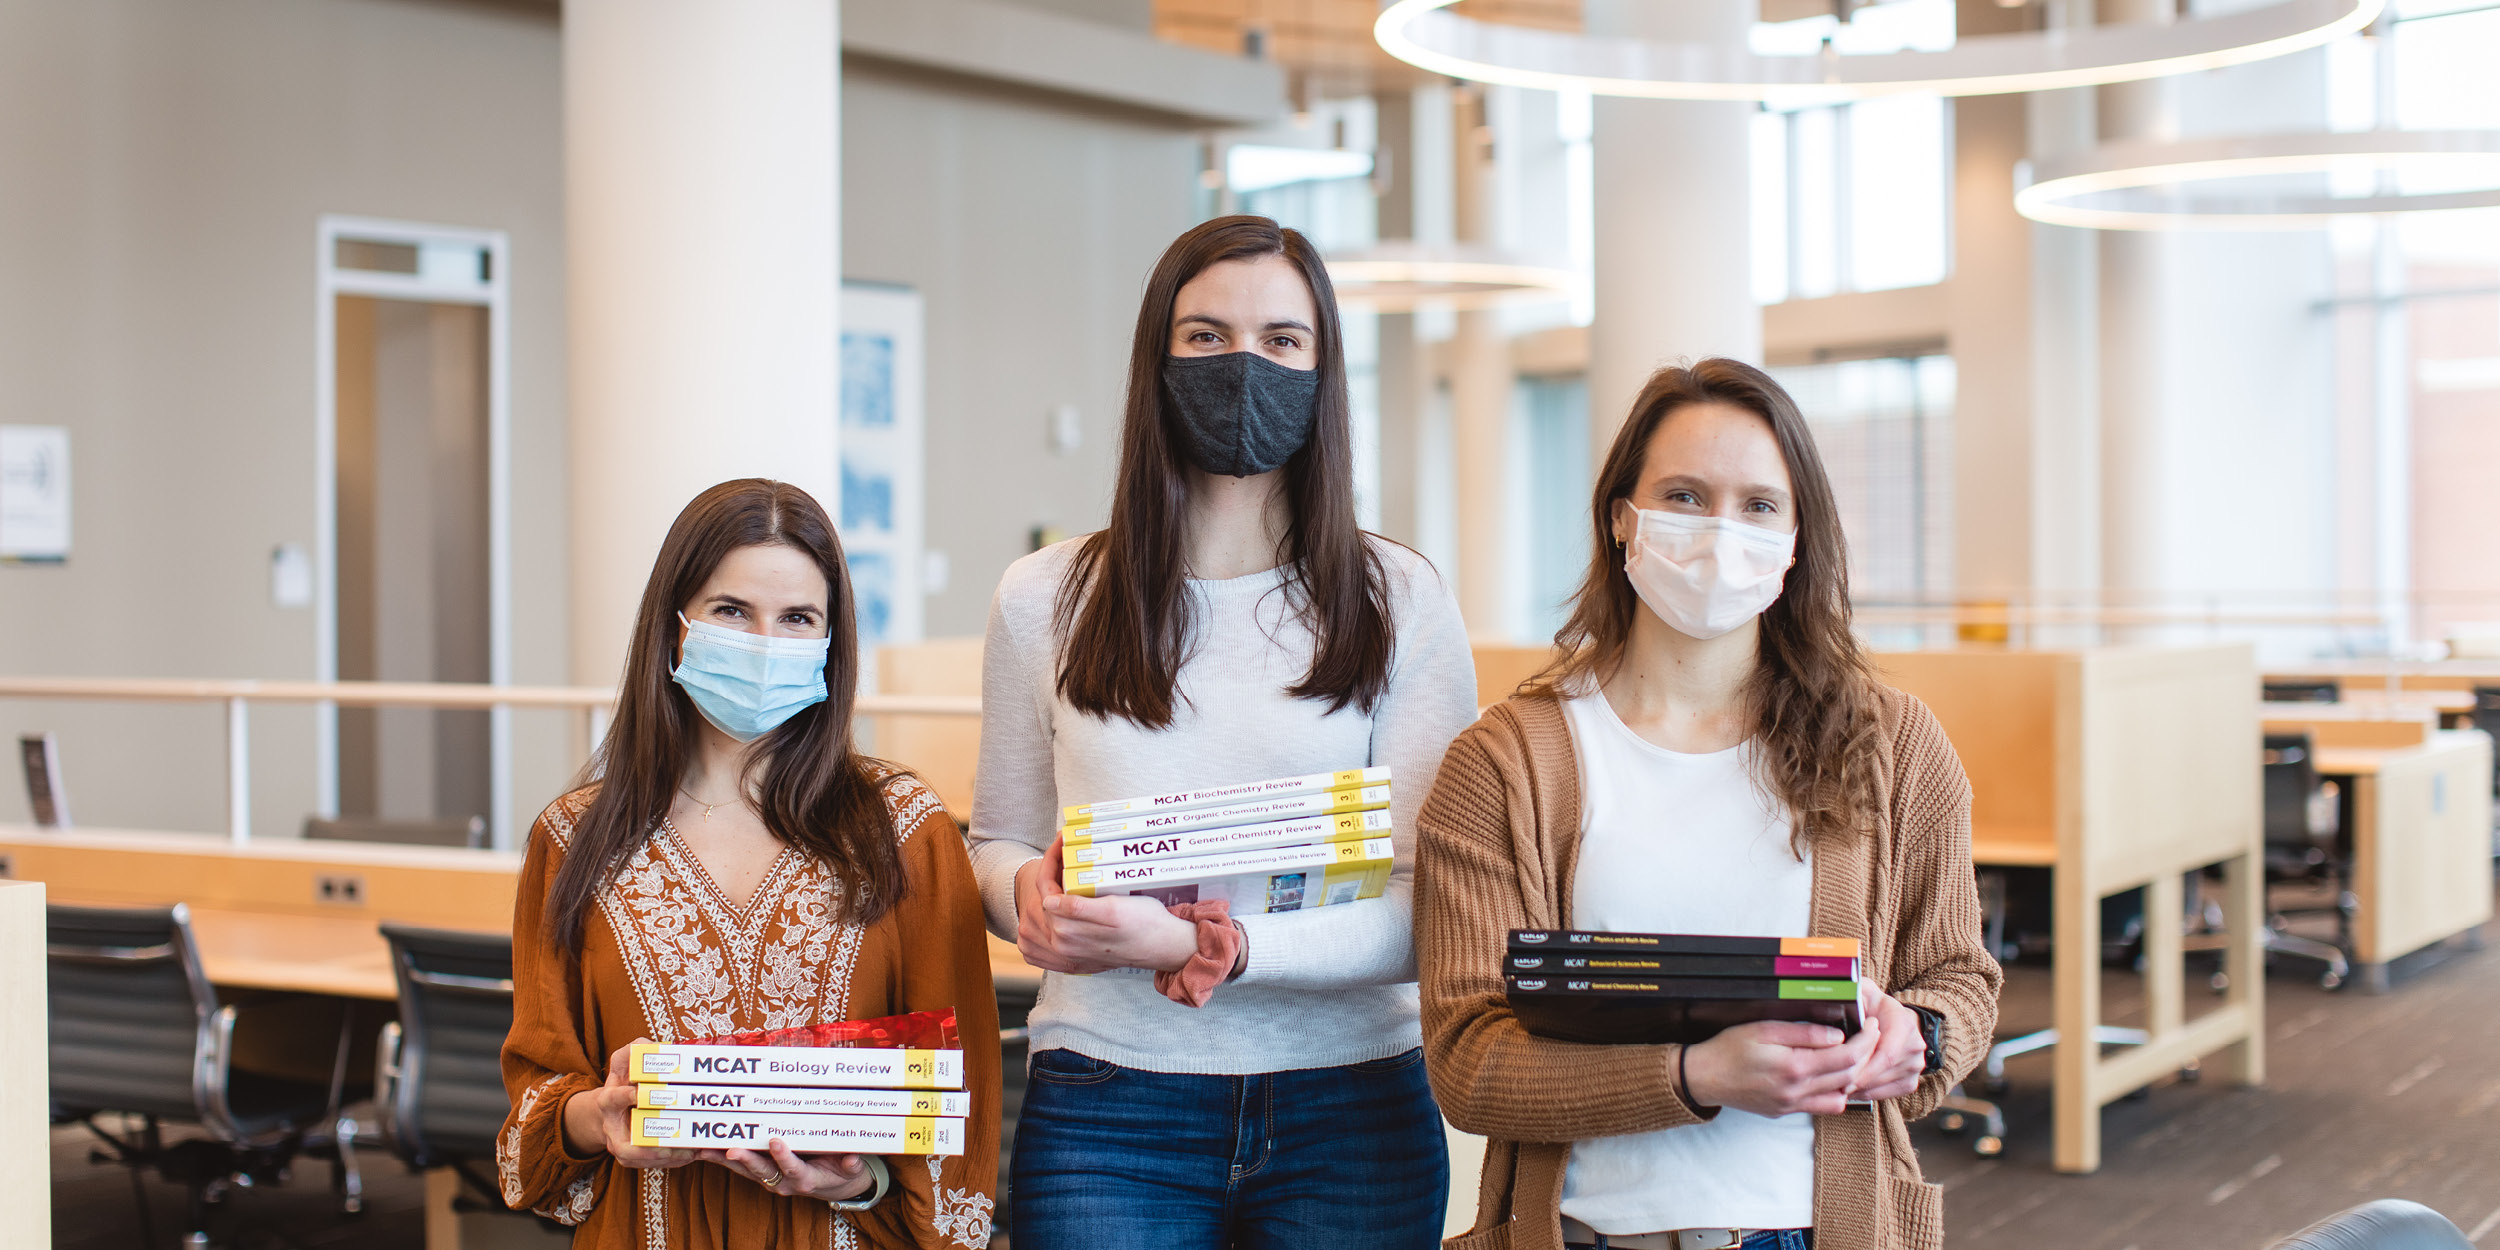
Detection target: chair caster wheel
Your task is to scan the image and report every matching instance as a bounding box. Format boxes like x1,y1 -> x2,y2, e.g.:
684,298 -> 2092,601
2320,969 -> 2343,990
1974,1135 -> 2004,1158
1939,1113 -> 1967,1135
2210,972 -> 2230,994
343,1197 -> 364,1216
2179,1063 -> 2201,1083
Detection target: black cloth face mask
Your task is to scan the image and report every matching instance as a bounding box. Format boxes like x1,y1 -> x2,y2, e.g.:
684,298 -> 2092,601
1160,350 -> 1321,478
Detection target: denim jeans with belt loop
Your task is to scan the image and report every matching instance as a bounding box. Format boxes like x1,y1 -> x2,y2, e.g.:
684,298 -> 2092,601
1008,1046 -> 1450,1250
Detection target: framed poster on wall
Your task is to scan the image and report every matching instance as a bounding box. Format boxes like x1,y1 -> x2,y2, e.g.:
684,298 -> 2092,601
840,284 -> 926,655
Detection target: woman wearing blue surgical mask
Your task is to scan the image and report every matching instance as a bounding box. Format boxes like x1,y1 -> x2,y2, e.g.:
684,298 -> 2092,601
499,479 -> 1001,1250
965,216 -> 1479,1249
1414,360 -> 2000,1250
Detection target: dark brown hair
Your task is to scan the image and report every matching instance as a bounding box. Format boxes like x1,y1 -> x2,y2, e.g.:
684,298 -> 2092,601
1532,358 -> 1886,850
1054,215 -> 1394,727
546,479 -> 903,946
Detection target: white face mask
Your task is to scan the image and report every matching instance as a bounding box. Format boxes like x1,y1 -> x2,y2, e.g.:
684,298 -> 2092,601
1621,507 -> 1798,641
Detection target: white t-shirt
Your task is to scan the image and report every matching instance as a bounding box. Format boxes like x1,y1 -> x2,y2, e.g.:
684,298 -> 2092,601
1557,691 -> 1816,1235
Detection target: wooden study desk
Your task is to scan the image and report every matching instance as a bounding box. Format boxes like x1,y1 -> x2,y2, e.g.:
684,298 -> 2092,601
2309,732 -> 2495,991
1880,645 -> 2265,1174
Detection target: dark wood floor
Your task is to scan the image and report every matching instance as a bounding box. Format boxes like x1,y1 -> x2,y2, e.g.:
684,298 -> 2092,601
50,888 -> 2500,1249
1921,890 -> 2500,1249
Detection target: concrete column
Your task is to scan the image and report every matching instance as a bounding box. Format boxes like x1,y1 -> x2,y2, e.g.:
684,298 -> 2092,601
566,0 -> 842,687
1946,0 -> 2043,603
2094,0 -> 2178,637
1585,0 -> 1760,458
1373,89 -> 1423,548
1449,86 -> 1517,636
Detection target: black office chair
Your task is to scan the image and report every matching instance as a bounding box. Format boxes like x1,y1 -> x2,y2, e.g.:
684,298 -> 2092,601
2261,731 -> 2353,988
375,924 -> 519,1217
2264,681 -> 2341,704
49,902 -> 359,1248
305,814 -> 489,849
2266,1199 -> 2472,1249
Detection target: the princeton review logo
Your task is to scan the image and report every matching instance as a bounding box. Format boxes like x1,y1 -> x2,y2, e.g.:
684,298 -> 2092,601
641,1117 -> 683,1139
639,1054 -> 682,1076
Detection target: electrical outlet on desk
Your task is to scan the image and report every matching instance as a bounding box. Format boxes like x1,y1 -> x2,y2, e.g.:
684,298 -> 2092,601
315,873 -> 365,906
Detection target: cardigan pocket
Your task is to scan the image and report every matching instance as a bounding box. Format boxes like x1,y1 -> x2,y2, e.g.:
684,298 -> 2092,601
1443,1220 -> 1515,1250
1891,1176 -> 1946,1250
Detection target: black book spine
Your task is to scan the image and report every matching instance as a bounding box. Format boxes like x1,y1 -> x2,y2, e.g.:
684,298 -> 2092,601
1510,929 -> 1792,956
1506,951 -> 1775,977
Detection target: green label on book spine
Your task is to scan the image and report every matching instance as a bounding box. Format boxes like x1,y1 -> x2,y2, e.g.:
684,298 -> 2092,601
1775,979 -> 1859,1000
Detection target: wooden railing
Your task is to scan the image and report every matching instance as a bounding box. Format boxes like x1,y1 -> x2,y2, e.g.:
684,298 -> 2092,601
0,677 -> 979,847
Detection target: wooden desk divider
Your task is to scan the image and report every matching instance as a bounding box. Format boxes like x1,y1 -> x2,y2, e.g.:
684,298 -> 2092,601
1878,644 -> 2265,1174
872,638 -> 987,820
1471,644 -> 1562,711
0,880 -> 48,1250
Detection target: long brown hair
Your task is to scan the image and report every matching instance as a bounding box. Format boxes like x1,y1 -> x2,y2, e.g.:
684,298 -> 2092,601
1533,359 -> 1886,849
545,479 -> 904,946
1055,215 -> 1394,727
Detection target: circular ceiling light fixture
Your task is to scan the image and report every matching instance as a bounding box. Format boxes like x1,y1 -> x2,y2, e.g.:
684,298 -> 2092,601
1325,243 -> 1577,311
2016,130 -> 2500,229
1374,0 -> 2382,104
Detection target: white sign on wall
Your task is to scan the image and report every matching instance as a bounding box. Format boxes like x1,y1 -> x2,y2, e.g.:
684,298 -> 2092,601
840,284 -> 926,651
0,426 -> 70,562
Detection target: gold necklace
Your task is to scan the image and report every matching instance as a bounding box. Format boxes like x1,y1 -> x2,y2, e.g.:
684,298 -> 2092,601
678,784 -> 744,819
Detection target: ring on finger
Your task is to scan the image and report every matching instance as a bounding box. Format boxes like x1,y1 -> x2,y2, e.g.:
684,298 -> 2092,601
757,1169 -> 782,1187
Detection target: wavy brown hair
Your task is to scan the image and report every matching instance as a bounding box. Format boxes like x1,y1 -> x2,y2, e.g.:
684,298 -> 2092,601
1054,215 -> 1394,727
545,479 -> 904,946
1531,359 -> 1885,851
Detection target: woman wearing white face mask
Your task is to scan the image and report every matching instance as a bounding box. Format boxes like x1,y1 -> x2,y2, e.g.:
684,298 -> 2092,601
1413,360 -> 1999,1250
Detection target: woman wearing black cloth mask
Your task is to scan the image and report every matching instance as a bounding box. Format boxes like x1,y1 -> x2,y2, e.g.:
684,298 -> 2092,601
966,217 -> 1478,1249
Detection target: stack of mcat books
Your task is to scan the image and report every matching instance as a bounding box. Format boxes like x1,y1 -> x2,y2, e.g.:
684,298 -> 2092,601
1504,930 -> 1866,1047
626,1009 -> 970,1156
1058,767 -> 1395,914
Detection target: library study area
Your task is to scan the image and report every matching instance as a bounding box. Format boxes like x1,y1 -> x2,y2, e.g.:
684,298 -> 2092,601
3,1 -> 2499,1248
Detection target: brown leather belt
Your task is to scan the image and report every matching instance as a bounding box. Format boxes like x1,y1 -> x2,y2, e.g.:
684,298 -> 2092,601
1560,1216 -> 1752,1250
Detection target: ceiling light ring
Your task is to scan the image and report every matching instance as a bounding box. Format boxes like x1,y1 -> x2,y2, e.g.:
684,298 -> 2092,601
1324,243 -> 1578,312
2014,130 -> 2500,229
1375,0 -> 2383,104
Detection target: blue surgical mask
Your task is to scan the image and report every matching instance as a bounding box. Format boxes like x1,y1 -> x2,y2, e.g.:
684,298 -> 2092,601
670,613 -> 831,743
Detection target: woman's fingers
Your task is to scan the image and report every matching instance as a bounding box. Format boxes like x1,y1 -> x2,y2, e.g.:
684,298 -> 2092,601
606,1037 -> 652,1085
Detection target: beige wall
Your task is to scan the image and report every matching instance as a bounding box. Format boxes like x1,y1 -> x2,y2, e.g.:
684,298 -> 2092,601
842,57 -> 1204,638
0,0 -> 572,835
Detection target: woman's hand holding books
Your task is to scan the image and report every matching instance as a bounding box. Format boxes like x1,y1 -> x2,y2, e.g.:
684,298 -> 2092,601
1680,1020 -> 1879,1118
706,1142 -> 878,1202
1840,987 -> 1929,1102
1013,837 -> 1199,975
563,1038 -> 705,1170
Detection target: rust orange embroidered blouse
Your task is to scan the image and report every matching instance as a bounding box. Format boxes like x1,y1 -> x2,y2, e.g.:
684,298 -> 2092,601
498,770 -> 1001,1250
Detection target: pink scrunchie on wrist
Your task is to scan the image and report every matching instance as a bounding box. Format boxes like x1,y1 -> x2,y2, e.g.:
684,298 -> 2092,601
1152,900 -> 1243,1008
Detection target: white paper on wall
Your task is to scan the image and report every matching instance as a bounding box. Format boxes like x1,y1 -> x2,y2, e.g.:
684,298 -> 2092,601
0,425 -> 70,561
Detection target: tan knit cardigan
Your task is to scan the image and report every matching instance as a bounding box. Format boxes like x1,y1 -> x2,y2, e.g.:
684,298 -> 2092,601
1415,688 -> 2002,1250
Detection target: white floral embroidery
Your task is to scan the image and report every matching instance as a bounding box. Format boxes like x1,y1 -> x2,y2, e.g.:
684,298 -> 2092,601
640,1166 -> 668,1250
499,1073 -> 572,1212
927,1155 -> 996,1248
832,1214 -> 859,1250
565,1177 -> 595,1222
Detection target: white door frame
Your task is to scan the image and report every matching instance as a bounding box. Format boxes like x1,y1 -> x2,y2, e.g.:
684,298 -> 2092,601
314,215 -> 515,847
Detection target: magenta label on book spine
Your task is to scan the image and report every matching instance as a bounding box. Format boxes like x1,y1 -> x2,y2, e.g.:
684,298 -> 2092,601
1777,956 -> 1854,977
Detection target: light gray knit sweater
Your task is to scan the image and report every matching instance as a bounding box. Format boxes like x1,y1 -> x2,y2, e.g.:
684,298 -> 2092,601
965,536 -> 1480,1074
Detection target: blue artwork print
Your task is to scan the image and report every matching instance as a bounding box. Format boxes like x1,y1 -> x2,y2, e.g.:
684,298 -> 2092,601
843,460 -> 894,533
842,331 -> 895,429
847,550 -> 894,645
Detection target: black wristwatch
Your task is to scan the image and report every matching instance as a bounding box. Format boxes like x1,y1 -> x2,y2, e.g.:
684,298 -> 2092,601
1908,1005 -> 1948,1075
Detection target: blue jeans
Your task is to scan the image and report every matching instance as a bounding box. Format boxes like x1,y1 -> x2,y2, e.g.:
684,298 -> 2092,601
1009,1047 -> 1450,1250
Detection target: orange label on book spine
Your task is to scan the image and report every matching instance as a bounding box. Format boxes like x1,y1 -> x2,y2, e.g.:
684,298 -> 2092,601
1778,937 -> 1860,957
